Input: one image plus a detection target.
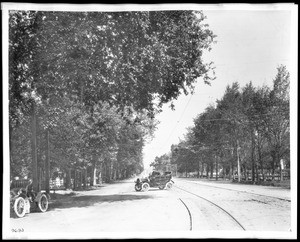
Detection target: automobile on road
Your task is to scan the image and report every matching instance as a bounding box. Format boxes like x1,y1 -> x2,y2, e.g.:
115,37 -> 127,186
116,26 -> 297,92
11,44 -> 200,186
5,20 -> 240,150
10,179 -> 50,218
134,171 -> 174,192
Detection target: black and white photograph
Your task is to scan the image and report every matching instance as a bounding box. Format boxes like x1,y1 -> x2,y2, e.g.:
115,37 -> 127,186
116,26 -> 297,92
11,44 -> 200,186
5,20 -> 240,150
2,2 -> 298,240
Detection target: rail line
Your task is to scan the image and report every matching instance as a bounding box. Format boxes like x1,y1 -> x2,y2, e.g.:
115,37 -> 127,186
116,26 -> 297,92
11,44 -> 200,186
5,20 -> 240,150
177,179 -> 291,202
175,184 -> 246,231
178,198 -> 193,231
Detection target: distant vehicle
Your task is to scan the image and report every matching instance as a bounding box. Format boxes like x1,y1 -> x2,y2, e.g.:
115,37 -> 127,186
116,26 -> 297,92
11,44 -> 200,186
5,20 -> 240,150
10,179 -> 49,218
134,171 -> 174,192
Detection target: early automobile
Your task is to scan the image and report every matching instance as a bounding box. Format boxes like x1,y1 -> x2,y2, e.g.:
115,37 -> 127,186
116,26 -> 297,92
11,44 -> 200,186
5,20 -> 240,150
10,179 -> 50,218
134,171 -> 174,192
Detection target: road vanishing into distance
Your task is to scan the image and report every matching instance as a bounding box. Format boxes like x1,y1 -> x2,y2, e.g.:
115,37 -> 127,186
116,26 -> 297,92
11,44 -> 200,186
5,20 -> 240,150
9,178 -> 292,239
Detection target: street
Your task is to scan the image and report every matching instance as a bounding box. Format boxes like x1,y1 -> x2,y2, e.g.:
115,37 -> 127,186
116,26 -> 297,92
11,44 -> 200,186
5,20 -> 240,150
9,178 -> 292,239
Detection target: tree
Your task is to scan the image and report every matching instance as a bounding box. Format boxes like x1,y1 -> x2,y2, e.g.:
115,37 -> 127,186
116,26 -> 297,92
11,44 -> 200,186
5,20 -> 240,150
260,66 -> 290,179
9,10 -> 216,188
169,66 -> 290,183
115,109 -> 155,180
17,10 -> 216,115
240,82 -> 261,181
216,83 -> 247,181
150,154 -> 171,172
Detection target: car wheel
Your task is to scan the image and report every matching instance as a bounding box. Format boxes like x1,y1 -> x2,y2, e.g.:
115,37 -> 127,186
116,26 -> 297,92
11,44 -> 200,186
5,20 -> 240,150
37,194 -> 48,212
142,182 -> 150,192
135,183 -> 142,192
13,197 -> 26,218
165,182 -> 173,190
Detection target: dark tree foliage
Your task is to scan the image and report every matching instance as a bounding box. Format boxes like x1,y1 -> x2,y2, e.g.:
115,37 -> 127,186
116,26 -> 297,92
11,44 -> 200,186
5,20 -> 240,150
8,10 -> 215,182
9,10 -> 215,121
170,66 -> 290,182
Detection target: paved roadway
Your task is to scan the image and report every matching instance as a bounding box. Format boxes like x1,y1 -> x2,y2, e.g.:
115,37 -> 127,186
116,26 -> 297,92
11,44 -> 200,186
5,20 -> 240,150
8,177 -> 293,239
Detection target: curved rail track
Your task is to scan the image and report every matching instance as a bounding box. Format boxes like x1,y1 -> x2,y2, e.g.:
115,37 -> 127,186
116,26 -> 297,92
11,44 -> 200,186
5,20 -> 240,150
178,179 -> 291,202
175,184 -> 246,231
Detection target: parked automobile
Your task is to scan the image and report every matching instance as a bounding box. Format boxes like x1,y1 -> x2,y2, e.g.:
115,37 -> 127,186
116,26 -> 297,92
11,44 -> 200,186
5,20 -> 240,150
10,179 -> 49,218
134,171 -> 174,192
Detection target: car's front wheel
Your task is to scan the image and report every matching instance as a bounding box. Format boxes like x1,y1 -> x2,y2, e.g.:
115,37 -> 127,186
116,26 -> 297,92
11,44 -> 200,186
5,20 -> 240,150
13,197 -> 26,218
165,182 -> 173,190
142,182 -> 150,192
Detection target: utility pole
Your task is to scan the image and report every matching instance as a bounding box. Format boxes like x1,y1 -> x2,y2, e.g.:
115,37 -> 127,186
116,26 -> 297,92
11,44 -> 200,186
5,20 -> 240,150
45,129 -> 50,193
237,139 -> 241,182
185,158 -> 188,178
215,154 -> 218,181
31,103 -> 39,192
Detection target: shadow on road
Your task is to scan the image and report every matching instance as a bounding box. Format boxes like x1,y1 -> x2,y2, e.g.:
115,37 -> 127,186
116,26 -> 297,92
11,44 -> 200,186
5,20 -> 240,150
49,193 -> 154,211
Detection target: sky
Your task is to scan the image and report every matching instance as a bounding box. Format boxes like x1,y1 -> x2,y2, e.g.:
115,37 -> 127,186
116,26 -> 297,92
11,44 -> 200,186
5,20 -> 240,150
142,6 -> 297,170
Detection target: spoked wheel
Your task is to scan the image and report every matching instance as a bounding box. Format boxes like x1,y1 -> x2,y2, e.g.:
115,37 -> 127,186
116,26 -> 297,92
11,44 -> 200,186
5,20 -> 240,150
158,185 -> 165,190
37,194 -> 48,213
135,183 -> 142,192
13,197 -> 26,218
165,182 -> 173,190
142,182 -> 150,192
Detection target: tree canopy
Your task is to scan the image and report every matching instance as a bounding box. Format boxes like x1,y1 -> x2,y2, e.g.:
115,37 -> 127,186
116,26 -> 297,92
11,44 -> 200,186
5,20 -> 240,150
9,10 -> 216,186
169,65 -> 290,181
9,10 -> 216,120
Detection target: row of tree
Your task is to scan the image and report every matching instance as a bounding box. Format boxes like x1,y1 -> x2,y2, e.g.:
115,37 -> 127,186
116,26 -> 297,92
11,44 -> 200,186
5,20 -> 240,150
152,65 -> 290,182
9,10 -> 215,191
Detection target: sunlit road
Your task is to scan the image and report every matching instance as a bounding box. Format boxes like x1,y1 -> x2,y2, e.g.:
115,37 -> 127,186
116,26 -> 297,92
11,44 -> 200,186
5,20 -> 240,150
9,178 -> 291,239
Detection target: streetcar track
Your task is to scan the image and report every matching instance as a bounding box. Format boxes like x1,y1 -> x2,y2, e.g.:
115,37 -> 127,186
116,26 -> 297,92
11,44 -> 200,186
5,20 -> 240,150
178,198 -> 193,231
174,184 -> 246,231
177,179 -> 291,202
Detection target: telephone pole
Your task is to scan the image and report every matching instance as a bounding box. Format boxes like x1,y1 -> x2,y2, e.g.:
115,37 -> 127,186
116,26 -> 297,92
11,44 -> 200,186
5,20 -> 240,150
237,139 -> 241,182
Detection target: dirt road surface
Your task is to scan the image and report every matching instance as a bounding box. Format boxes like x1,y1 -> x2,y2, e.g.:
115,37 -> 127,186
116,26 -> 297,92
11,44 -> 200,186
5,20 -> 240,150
7,178 -> 295,239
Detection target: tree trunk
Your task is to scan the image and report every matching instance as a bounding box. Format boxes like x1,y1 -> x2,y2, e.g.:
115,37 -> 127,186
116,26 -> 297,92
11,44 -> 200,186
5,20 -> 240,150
45,129 -> 50,194
99,162 -> 103,184
200,162 -> 204,178
185,160 -> 188,178
255,163 -> 258,182
229,149 -> 234,180
236,140 -> 241,182
30,103 -> 39,192
280,159 -> 283,181
38,167 -> 43,191
215,155 -> 218,181
271,153 -> 276,181
251,131 -> 256,182
116,165 -> 119,180
93,167 -> 97,185
252,159 -> 255,182
110,161 -> 114,181
65,168 -> 71,189
197,159 -> 200,178
78,171 -> 82,189
109,161 -> 113,182
83,168 -> 87,188
260,159 -> 264,181
90,155 -> 96,186
257,139 -> 264,181
73,170 -> 77,190
206,163 -> 209,179
98,164 -> 102,184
